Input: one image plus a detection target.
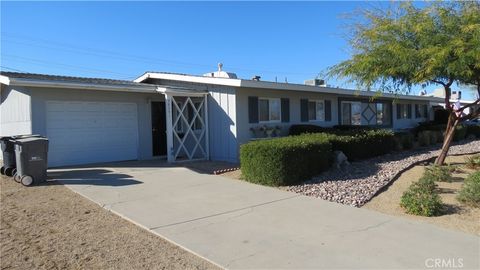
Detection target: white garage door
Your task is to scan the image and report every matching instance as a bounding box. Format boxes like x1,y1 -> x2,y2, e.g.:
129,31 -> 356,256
46,101 -> 139,167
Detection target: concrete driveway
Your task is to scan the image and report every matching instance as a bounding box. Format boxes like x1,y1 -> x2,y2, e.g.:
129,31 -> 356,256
50,160 -> 480,269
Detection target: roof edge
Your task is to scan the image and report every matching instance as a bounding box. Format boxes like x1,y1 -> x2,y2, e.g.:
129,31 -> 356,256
5,77 -> 158,92
135,72 -> 242,87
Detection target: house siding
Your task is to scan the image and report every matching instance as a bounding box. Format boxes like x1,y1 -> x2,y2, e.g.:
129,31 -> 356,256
208,87 -> 238,162
146,78 -> 239,163
0,85 -> 32,136
235,87 -> 339,146
28,87 -> 163,161
392,100 -> 430,130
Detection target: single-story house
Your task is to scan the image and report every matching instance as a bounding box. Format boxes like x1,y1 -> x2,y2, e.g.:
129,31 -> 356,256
0,69 -> 444,167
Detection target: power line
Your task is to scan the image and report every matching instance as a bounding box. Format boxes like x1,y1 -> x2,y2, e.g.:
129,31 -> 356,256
0,66 -> 27,72
2,32 -> 318,77
2,54 -> 136,79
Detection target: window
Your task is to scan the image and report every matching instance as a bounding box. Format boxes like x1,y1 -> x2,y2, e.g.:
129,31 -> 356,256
308,100 -> 325,121
376,103 -> 384,125
376,103 -> 391,125
415,104 -> 427,118
174,102 -> 184,133
398,104 -> 409,119
187,102 -> 204,131
341,101 -> 362,125
259,98 -> 281,123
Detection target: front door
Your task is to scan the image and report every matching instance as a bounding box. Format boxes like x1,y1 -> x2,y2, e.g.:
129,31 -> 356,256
151,101 -> 167,156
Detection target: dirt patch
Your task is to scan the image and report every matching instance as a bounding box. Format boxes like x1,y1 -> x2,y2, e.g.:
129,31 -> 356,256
363,154 -> 480,235
0,176 -> 220,270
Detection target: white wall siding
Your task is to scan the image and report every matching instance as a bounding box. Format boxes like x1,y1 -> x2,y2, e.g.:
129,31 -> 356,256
392,101 -> 430,130
208,87 -> 238,162
0,86 -> 32,136
235,87 -> 339,146
150,78 -> 240,163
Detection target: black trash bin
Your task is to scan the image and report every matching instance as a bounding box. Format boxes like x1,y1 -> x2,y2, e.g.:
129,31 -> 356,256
13,137 -> 49,186
0,137 -> 16,177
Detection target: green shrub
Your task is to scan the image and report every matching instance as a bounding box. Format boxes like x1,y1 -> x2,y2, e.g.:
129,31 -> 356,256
434,109 -> 449,124
240,134 -> 332,186
429,130 -> 440,144
465,154 -> 480,170
457,171 -> 480,207
332,125 -> 377,131
413,122 -> 446,136
453,125 -> 467,141
288,125 -> 333,136
394,132 -> 414,150
400,177 -> 443,216
424,164 -> 453,182
328,129 -> 395,161
417,131 -> 432,146
435,130 -> 444,143
466,125 -> 480,138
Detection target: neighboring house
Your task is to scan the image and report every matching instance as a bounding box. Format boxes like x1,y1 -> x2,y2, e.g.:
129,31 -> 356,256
429,88 -> 479,115
0,69 -> 443,167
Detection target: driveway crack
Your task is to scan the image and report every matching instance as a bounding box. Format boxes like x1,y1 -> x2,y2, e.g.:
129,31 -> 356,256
341,220 -> 391,233
149,195 -> 300,230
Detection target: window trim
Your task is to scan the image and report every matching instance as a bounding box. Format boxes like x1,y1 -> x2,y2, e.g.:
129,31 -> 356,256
341,100 -> 362,125
307,99 -> 325,122
258,97 -> 282,123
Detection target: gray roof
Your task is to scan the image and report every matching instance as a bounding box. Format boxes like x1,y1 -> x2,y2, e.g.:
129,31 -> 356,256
0,71 -> 151,87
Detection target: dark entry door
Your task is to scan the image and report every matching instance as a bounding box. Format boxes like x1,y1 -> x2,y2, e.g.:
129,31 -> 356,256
151,101 -> 167,156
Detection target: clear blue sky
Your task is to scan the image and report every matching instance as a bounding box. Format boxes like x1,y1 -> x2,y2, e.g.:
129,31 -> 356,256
0,1 -> 473,98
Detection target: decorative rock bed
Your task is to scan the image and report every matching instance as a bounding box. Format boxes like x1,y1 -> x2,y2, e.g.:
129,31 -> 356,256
285,140 -> 480,207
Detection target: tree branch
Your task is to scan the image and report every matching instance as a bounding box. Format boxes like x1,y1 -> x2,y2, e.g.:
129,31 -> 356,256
458,98 -> 480,112
431,79 -> 446,87
446,78 -> 454,88
460,109 -> 480,121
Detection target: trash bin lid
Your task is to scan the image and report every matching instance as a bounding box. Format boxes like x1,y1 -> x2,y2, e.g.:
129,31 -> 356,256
12,134 -> 42,140
14,137 -> 48,145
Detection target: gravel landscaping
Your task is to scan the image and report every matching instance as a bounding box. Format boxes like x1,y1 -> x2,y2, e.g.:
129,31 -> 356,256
285,140 -> 480,207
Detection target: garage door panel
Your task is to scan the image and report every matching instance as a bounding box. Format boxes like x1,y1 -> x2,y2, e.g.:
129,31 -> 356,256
46,101 -> 139,167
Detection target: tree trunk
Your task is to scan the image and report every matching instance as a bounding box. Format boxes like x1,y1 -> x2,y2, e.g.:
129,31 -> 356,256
435,116 -> 459,165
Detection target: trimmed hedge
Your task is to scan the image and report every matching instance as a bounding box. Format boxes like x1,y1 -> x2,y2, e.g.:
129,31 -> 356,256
394,132 -> 415,150
328,130 -> 395,161
332,125 -> 378,131
241,129 -> 395,186
453,125 -> 467,141
417,131 -> 432,146
289,125 -> 332,136
434,108 -> 449,124
466,125 -> 480,138
240,134 -> 332,186
289,124 -> 377,136
413,122 -> 446,136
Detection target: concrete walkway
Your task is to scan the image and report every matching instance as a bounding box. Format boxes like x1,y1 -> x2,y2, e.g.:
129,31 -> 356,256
50,161 -> 480,269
